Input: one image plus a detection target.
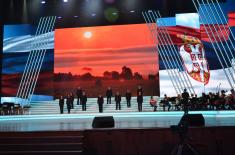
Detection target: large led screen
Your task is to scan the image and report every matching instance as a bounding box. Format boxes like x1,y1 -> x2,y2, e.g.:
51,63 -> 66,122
54,24 -> 159,97
2,24 -> 54,98
159,10 -> 235,96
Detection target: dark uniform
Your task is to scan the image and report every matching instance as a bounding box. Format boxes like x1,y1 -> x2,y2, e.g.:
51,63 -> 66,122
76,88 -> 83,105
115,94 -> 121,110
182,89 -> 190,114
97,96 -> 104,113
70,93 -> 74,109
66,95 -> 72,114
59,96 -> 64,114
126,91 -> 132,108
81,94 -> 87,111
137,88 -> 143,96
106,88 -> 113,104
137,93 -> 143,112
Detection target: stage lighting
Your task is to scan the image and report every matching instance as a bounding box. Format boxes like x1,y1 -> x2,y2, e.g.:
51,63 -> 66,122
119,0 -> 140,14
63,0 -> 68,2
104,7 -> 119,22
41,0 -> 46,4
74,15 -> 78,18
130,10 -> 135,13
57,16 -> 62,19
81,0 -> 102,18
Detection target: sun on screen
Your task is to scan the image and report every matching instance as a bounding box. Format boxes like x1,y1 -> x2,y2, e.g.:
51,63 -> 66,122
84,31 -> 92,39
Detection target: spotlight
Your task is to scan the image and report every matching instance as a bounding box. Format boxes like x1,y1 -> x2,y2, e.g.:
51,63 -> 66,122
91,13 -> 96,17
104,7 -> 119,22
41,0 -> 46,4
57,16 -> 62,19
130,10 -> 135,13
74,15 -> 78,18
63,0 -> 68,2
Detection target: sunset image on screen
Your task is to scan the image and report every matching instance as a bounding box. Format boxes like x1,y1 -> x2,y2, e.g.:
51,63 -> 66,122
54,24 -> 159,97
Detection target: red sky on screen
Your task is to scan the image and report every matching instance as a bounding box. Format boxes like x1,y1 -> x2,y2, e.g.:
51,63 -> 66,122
54,24 -> 158,77
228,12 -> 235,27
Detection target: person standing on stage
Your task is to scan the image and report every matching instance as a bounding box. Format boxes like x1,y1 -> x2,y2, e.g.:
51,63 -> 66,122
137,85 -> 143,96
81,91 -> 87,111
126,89 -> 132,108
115,91 -> 121,110
66,93 -> 71,114
137,91 -> 143,112
70,92 -> 74,109
106,87 -> 113,104
76,87 -> 83,105
59,95 -> 64,114
97,94 -> 104,113
182,89 -> 190,114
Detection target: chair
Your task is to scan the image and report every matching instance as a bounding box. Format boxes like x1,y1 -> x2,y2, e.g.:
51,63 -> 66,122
9,102 -> 15,115
0,104 -> 2,115
14,104 -> 21,115
2,103 -> 9,115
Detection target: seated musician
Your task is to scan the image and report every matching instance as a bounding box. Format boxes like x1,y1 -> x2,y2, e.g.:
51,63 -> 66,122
199,93 -> 208,110
229,89 -> 235,110
214,93 -> 221,110
231,89 -> 235,100
208,92 -> 215,110
220,90 -> 226,110
226,94 -> 235,110
175,94 -> 181,111
162,94 -> 171,111
149,96 -> 157,111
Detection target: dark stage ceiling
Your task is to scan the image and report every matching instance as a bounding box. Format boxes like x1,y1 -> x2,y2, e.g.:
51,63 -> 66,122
1,0 -> 226,28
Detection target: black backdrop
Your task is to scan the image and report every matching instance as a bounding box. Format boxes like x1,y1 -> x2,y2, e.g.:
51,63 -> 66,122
2,0 -> 226,28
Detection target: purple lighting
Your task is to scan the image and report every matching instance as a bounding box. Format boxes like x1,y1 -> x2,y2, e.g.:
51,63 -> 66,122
105,0 -> 115,4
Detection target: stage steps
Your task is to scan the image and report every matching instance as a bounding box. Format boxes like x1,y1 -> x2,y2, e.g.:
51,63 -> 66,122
28,96 -> 166,115
0,131 -> 84,155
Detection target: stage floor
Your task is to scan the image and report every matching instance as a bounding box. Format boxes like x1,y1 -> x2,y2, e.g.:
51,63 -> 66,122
0,111 -> 235,132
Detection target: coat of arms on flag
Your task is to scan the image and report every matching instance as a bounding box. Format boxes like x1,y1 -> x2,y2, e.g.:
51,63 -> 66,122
177,34 -> 210,85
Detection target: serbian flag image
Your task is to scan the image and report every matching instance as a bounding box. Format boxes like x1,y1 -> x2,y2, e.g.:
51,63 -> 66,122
177,34 -> 210,85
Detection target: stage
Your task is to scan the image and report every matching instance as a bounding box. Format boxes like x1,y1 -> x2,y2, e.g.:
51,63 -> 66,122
1,111 -> 235,132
